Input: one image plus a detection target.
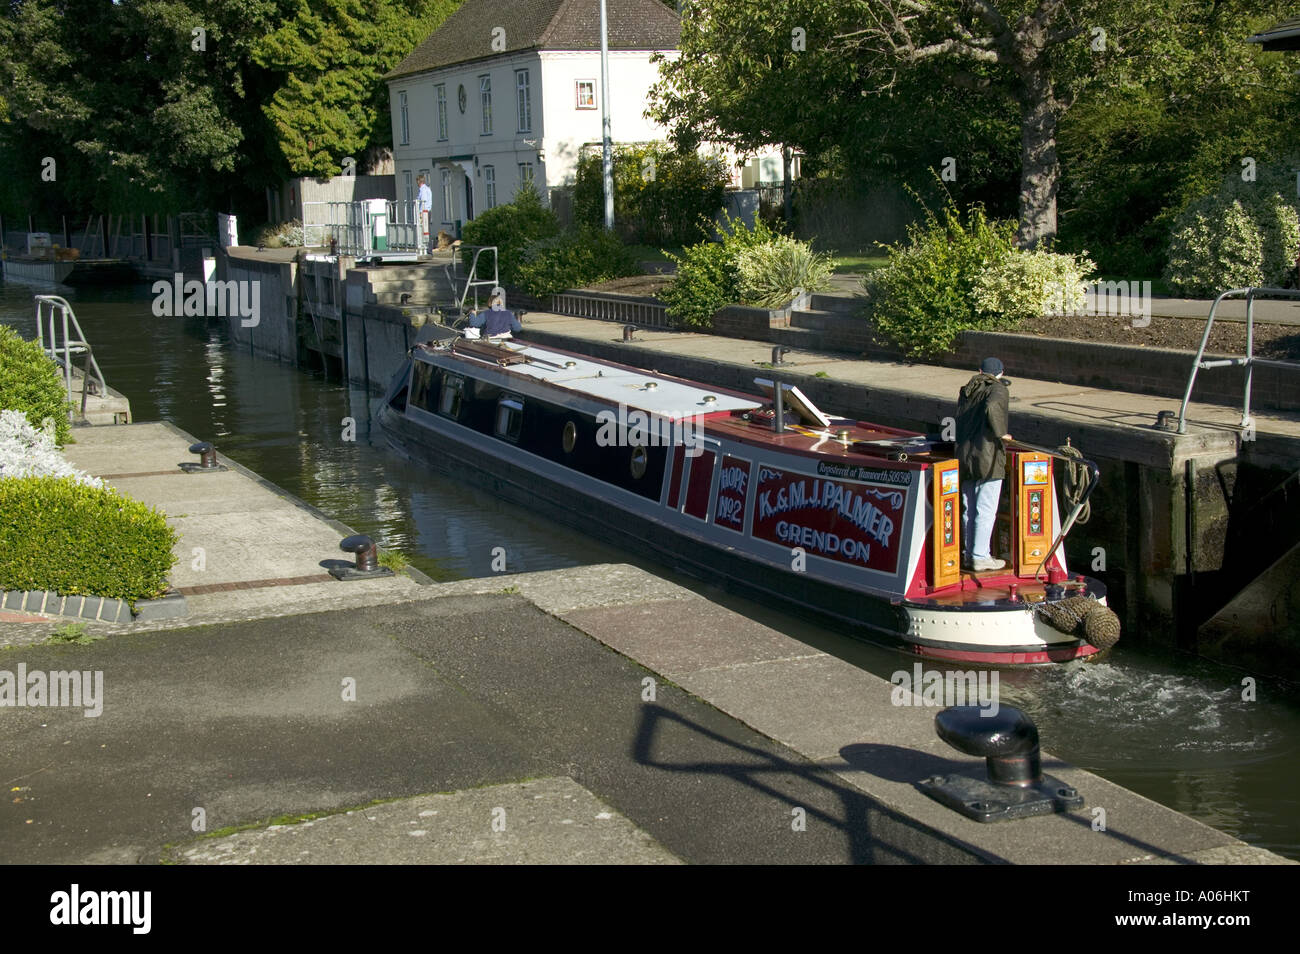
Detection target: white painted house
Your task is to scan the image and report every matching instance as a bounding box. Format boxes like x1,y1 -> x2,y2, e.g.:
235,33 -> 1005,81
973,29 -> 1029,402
385,0 -> 741,232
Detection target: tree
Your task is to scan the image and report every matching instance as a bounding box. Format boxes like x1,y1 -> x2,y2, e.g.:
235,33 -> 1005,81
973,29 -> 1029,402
654,1 -> 1201,248
834,0 -> 1180,248
0,0 -> 280,217
252,0 -> 461,178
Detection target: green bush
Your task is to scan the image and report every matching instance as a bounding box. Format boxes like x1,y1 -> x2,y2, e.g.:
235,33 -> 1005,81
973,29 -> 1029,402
514,229 -> 640,297
972,248 -> 1098,326
868,198 -> 1018,358
660,215 -> 780,328
0,475 -> 177,606
460,184 -> 560,286
735,236 -> 836,309
574,143 -> 729,246
0,325 -> 71,446
1164,169 -> 1300,296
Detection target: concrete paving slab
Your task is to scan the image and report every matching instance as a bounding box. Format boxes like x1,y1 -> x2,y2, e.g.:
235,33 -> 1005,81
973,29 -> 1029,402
164,778 -> 681,865
432,563 -> 702,615
63,422 -> 200,474
561,599 -> 828,677
102,472 -> 292,515
167,510 -> 351,586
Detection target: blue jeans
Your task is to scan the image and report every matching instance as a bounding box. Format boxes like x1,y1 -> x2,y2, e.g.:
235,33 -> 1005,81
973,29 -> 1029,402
961,478 -> 1003,561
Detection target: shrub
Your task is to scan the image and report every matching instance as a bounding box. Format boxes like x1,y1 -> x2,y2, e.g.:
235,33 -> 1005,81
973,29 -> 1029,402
574,143 -> 729,246
1164,166 -> 1300,296
868,198 -> 1018,357
660,215 -> 780,328
252,220 -> 305,249
972,248 -> 1098,326
514,229 -> 640,297
735,236 -> 836,309
0,409 -> 101,485
0,325 -> 71,445
460,184 -> 560,286
0,475 -> 177,606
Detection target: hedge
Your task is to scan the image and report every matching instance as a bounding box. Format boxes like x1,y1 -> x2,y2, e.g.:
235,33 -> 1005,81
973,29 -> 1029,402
0,325 -> 71,445
0,475 -> 177,606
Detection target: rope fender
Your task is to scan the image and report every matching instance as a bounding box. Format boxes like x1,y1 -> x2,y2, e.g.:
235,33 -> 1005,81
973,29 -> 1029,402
1035,594 -> 1121,651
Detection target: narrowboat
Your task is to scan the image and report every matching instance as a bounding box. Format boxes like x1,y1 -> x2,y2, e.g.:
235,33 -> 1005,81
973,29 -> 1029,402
378,334 -> 1119,665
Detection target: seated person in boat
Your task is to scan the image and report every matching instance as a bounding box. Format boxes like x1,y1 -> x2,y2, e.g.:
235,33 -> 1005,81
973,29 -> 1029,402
466,293 -> 522,339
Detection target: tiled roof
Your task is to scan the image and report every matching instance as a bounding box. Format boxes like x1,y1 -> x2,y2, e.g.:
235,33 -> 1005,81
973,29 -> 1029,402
386,0 -> 681,81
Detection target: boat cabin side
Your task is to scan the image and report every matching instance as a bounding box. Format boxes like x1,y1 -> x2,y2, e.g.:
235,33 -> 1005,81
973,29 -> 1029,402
387,341 -> 1072,599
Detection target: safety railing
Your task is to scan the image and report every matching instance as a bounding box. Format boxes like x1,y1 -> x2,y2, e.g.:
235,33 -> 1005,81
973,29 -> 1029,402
1177,287 -> 1300,434
34,295 -> 107,422
302,199 -> 423,257
446,245 -> 499,316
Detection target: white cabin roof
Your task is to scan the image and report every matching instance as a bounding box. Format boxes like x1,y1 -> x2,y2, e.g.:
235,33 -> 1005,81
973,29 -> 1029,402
447,340 -> 762,420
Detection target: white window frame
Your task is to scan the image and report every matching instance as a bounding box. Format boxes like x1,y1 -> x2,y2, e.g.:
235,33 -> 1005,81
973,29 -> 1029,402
436,84 -> 448,141
517,162 -> 535,193
575,79 -> 596,109
398,91 -> 409,144
480,74 -> 493,135
440,169 -> 453,223
403,170 -> 413,205
516,69 -> 531,132
484,165 -> 496,209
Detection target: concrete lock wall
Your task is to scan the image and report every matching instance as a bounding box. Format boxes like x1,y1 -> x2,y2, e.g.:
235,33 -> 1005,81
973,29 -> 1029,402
221,253 -> 299,362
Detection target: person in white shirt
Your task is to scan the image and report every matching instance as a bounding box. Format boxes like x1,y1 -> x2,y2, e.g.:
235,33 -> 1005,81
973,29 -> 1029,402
417,176 -> 433,254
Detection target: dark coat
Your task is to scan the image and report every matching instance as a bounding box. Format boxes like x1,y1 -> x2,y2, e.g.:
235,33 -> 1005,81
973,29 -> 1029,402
956,372 -> 1010,481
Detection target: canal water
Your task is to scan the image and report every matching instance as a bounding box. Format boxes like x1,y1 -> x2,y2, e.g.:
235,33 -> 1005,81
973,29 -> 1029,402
3,279 -> 1298,861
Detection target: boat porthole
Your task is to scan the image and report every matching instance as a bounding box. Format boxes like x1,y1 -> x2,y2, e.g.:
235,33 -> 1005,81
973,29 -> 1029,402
630,445 -> 648,479
562,420 -> 577,453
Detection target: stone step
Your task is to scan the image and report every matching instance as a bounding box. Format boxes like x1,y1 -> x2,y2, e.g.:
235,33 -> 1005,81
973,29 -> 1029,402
810,293 -> 864,315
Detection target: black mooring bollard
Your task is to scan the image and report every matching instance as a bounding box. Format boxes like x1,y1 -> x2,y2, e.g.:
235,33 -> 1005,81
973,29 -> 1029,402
935,706 -> 1041,787
188,441 -> 218,470
339,534 -> 378,573
918,704 -> 1084,822
623,325 -> 637,341
772,346 -> 789,366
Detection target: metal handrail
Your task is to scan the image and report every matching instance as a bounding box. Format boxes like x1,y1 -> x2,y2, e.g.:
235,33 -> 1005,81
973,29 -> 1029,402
34,295 -> 108,421
1177,286 -> 1300,434
450,245 -> 499,316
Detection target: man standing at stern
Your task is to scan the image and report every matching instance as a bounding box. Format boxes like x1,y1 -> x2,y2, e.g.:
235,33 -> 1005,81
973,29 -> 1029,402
956,357 -> 1012,572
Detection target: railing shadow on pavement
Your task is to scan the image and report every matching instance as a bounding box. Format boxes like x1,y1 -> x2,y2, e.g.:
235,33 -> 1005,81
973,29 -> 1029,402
631,703 -> 999,864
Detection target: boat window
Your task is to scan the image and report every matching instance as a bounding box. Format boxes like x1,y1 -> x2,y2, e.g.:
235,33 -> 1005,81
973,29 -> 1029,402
630,445 -> 648,479
409,362 -> 434,411
439,374 -> 465,418
562,420 -> 577,453
496,396 -> 524,442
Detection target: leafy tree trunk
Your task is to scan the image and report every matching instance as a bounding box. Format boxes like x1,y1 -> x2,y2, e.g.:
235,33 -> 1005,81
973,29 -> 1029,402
1016,70 -> 1062,249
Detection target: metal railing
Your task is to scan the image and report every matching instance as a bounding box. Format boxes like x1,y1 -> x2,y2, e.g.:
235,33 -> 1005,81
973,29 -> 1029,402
447,245 -> 499,316
1177,287 -> 1300,434
302,199 -> 423,256
34,295 -> 107,422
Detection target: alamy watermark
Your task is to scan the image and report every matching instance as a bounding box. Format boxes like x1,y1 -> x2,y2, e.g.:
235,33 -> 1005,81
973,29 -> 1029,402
0,664 -> 103,717
151,272 -> 260,327
50,884 -> 150,934
890,663 -> 999,717
1045,279 -> 1152,328
595,404 -> 706,457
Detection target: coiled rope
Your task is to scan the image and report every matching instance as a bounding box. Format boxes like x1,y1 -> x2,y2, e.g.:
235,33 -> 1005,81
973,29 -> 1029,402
1056,437 -> 1091,525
